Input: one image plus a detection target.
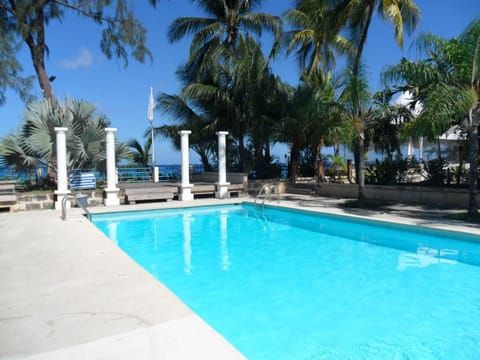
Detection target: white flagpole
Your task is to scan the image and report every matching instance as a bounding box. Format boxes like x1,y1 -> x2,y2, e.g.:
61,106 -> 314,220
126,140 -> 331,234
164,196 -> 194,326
148,86 -> 156,181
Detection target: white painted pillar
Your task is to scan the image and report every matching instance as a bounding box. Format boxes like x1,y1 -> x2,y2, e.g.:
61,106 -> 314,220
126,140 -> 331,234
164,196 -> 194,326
104,128 -> 120,206
216,131 -> 230,199
54,127 -> 71,210
419,137 -> 424,160
407,137 -> 414,158
179,130 -> 193,201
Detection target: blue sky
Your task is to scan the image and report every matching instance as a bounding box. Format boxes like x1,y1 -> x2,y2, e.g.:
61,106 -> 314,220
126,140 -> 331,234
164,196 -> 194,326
0,0 -> 478,164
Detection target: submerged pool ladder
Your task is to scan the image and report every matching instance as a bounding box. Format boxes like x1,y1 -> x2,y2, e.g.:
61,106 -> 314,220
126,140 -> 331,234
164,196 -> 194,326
255,183 -> 280,207
61,194 -> 91,221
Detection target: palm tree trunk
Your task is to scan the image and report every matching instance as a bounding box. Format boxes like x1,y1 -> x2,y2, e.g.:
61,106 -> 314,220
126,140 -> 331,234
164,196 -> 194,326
351,2 -> 374,201
238,133 -> 246,172
356,133 -> 366,200
289,140 -> 302,183
467,106 -> 479,218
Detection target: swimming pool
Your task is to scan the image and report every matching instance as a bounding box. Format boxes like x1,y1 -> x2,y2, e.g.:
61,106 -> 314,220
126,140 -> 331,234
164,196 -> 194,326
92,204 -> 480,359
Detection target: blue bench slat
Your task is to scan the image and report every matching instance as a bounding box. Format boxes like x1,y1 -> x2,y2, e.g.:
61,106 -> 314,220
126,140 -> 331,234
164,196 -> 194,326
70,172 -> 96,190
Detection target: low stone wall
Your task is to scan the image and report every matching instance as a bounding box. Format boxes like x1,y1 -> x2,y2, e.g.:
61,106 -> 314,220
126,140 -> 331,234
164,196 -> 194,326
248,179 -> 288,195
12,190 -> 105,212
313,183 -> 479,208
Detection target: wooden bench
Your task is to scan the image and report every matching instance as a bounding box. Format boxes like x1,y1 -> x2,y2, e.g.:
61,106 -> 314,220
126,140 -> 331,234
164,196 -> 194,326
123,185 -> 176,204
0,181 -> 17,212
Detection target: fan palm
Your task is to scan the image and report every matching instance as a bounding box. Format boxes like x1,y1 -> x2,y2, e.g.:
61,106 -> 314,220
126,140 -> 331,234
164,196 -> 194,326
0,98 -> 131,184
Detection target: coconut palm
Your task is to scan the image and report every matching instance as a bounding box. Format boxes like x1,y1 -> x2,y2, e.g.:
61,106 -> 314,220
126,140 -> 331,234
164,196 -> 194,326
282,0 -> 351,78
167,0 -> 281,73
126,138 -> 152,167
340,0 -> 421,199
167,0 -> 282,172
0,98 -> 131,185
383,19 -> 480,217
278,71 -> 346,179
154,91 -> 217,171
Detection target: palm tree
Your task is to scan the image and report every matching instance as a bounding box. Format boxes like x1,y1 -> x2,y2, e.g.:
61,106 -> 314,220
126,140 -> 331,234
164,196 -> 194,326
282,0 -> 351,78
338,60 -> 372,177
278,72 -> 345,179
383,20 -> 480,217
369,89 -> 415,163
155,91 -> 217,171
340,0 -> 421,199
167,0 -> 282,172
126,138 -> 152,167
0,98 -> 131,185
168,0 -> 281,71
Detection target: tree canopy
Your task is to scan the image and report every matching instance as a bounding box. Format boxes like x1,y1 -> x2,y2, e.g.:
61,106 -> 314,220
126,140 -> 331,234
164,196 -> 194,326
0,0 -> 158,103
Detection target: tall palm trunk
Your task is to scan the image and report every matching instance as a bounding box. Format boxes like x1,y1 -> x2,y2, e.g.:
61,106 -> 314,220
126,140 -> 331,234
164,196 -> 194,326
238,133 -> 246,172
353,132 -> 366,198
351,2 -> 374,200
467,106 -> 479,218
289,140 -> 302,182
467,31 -> 480,218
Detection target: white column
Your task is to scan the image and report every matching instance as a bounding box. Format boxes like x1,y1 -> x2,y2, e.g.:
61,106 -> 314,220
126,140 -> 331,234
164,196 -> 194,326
419,137 -> 424,160
104,128 -> 120,206
216,131 -> 230,199
407,137 -> 414,158
54,127 -> 71,210
179,130 -> 193,201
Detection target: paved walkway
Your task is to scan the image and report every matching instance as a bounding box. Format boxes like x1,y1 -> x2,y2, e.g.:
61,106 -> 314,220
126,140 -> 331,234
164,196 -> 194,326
1,196 -> 479,360
0,198 -> 246,360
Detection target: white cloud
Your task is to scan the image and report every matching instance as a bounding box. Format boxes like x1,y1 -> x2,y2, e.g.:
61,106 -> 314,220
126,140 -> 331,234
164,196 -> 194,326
60,48 -> 94,69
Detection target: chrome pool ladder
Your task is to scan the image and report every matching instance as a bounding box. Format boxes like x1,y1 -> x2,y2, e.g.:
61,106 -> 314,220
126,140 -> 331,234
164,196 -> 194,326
61,194 -> 91,221
255,183 -> 280,207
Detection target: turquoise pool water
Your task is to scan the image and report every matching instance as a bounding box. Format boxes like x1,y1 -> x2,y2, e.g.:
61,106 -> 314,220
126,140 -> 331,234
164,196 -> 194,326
92,204 -> 480,359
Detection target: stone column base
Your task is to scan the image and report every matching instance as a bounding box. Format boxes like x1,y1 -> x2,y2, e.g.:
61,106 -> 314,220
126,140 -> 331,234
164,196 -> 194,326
179,184 -> 194,201
104,188 -> 120,206
216,182 -> 230,199
54,190 -> 71,210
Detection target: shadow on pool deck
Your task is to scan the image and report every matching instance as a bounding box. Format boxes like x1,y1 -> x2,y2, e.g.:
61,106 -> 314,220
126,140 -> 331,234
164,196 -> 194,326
0,195 -> 478,360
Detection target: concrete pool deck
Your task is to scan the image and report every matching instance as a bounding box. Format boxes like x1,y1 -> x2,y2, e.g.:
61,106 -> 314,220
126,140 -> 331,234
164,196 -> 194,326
1,195 -> 479,359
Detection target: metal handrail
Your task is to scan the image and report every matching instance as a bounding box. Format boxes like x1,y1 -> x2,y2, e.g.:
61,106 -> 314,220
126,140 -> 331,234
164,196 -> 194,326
255,183 -> 280,207
61,194 -> 91,221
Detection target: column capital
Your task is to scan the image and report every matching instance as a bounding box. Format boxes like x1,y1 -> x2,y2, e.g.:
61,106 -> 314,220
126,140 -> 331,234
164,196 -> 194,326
216,131 -> 229,136
54,127 -> 68,133
179,130 -> 192,135
105,127 -> 117,133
